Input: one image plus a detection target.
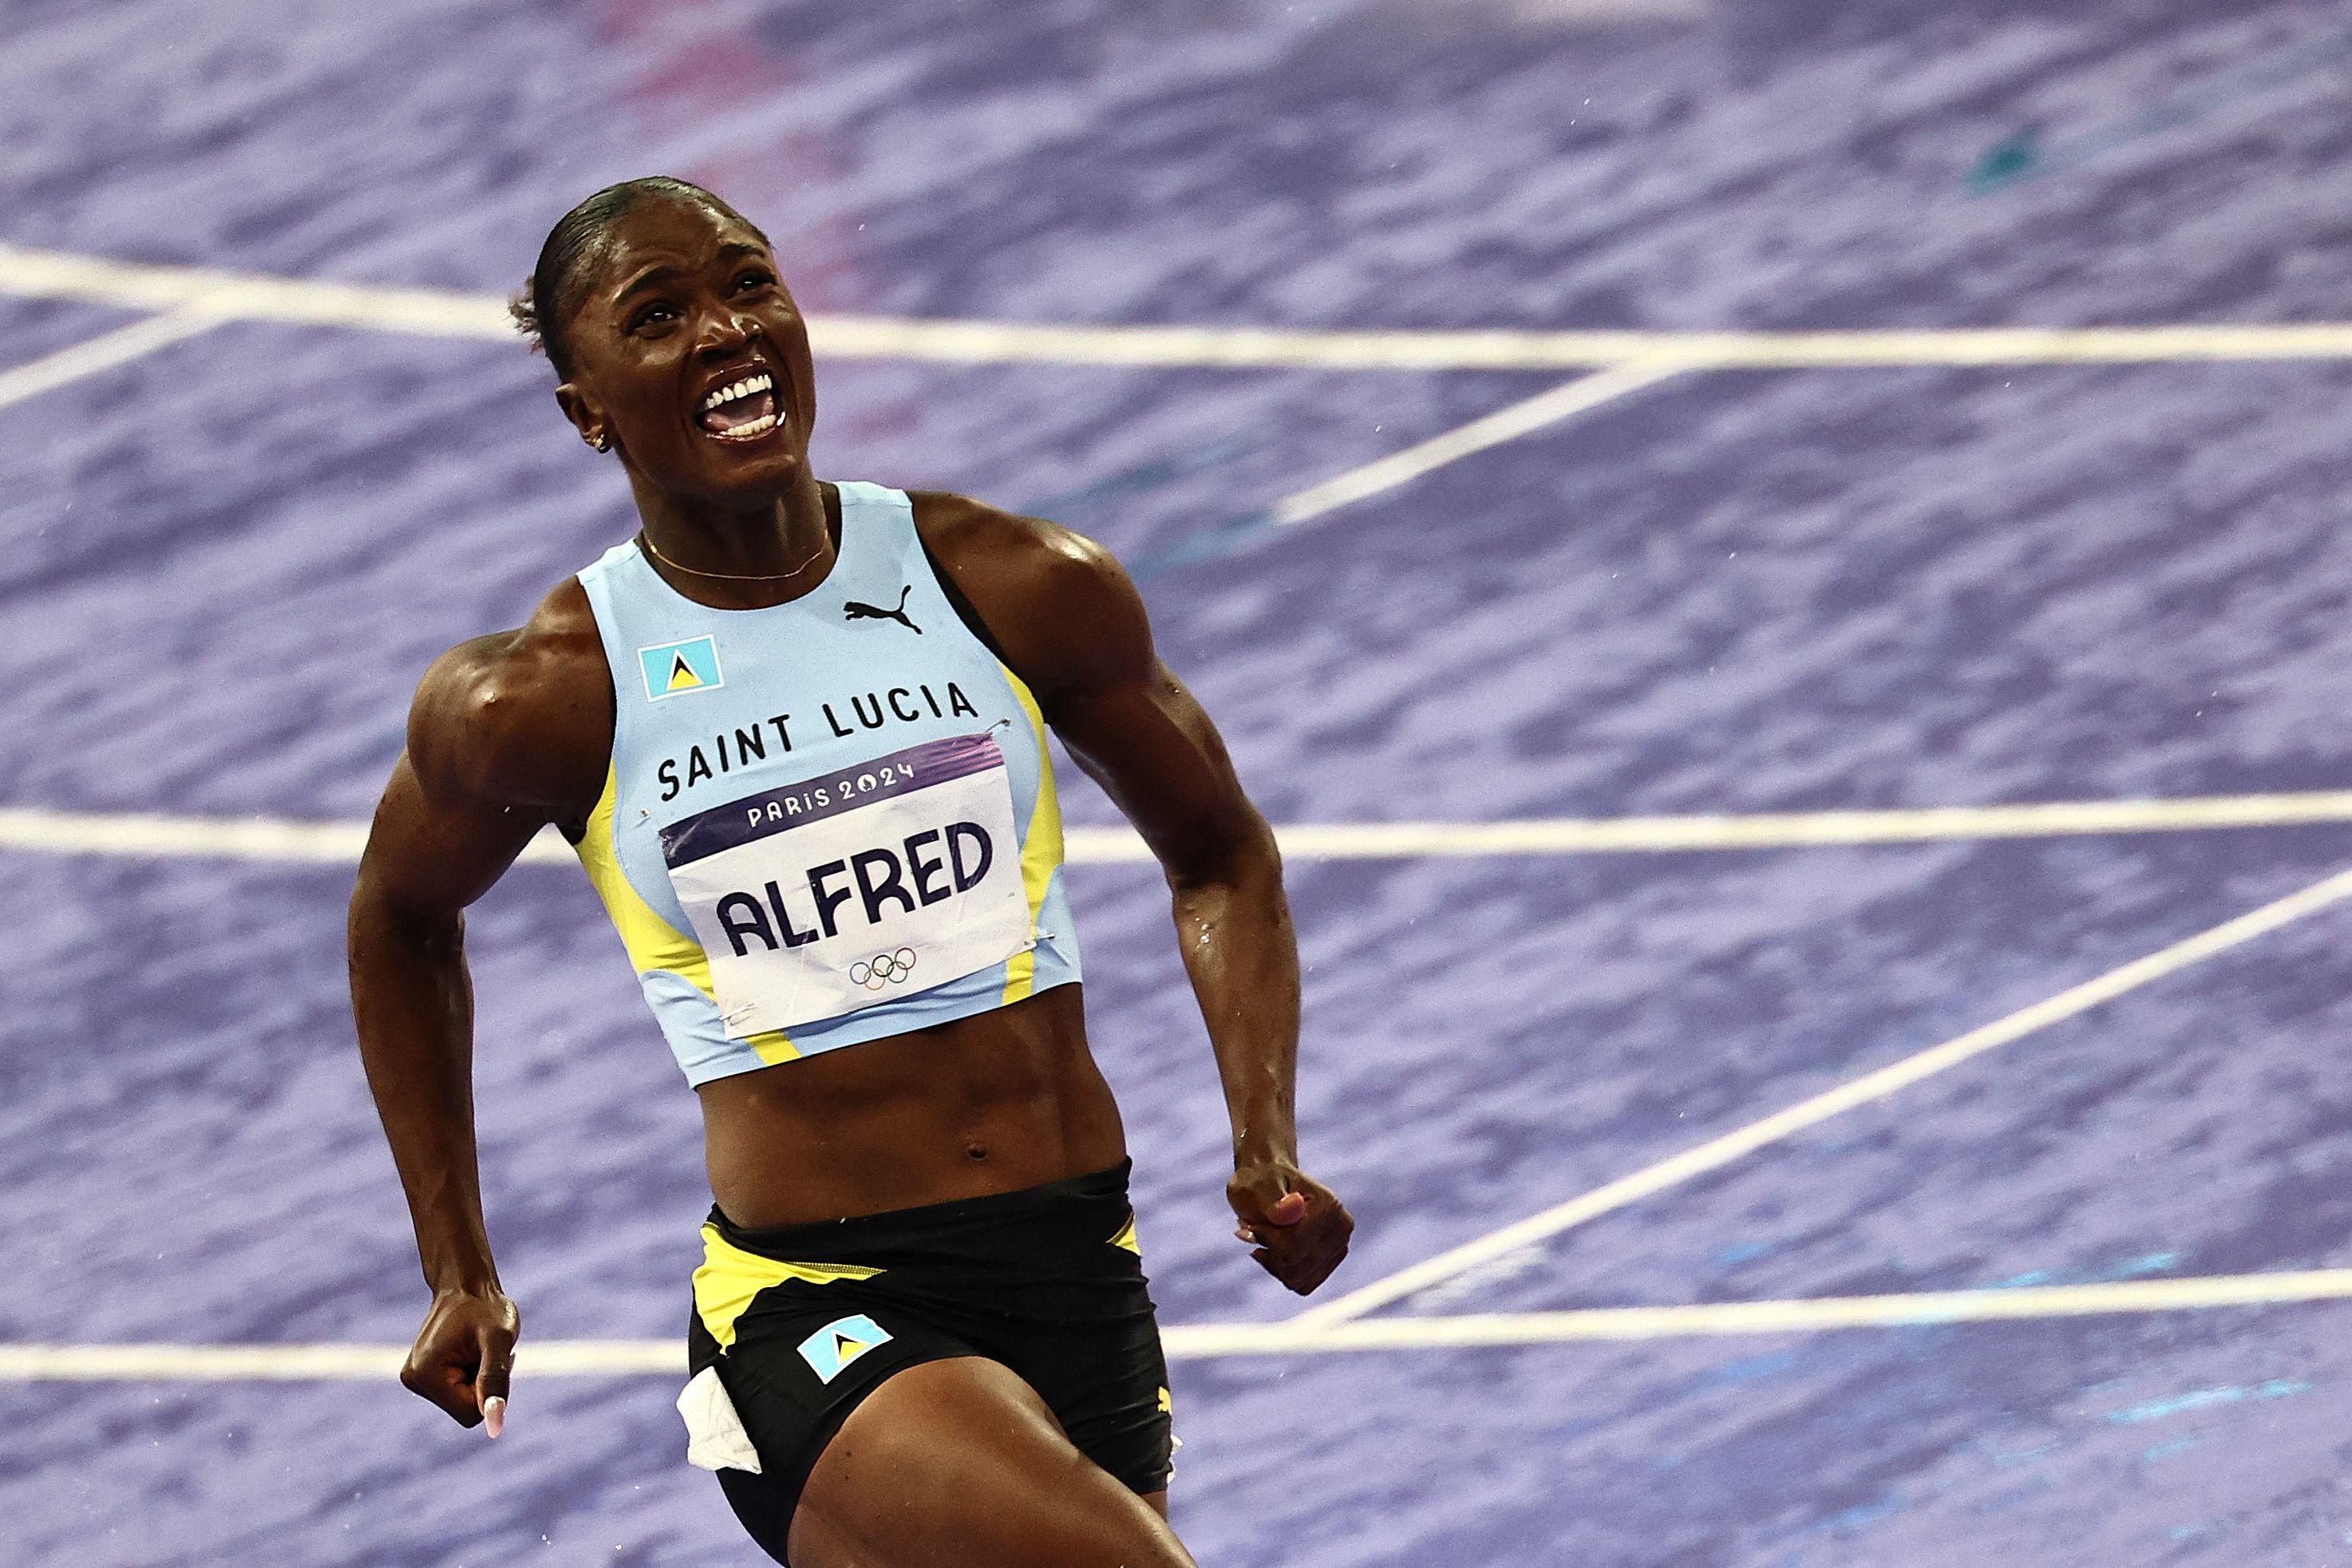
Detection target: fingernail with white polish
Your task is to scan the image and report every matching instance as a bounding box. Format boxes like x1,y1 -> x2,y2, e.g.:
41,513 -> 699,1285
484,1396 -> 507,1439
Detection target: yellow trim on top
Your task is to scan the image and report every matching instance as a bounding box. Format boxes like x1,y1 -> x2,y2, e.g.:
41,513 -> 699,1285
998,663 -> 1064,1004
573,763 -> 799,1065
739,1028 -> 799,1065
693,1223 -> 883,1351
575,762 -> 711,986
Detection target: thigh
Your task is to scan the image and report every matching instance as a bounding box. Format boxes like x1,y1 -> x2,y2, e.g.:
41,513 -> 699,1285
788,1357 -> 1196,1568
969,1207 -> 1175,1498
687,1290 -> 976,1562
1002,1306 -> 1175,1500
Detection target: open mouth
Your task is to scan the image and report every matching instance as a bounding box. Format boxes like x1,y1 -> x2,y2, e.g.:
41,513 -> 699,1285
697,369 -> 781,442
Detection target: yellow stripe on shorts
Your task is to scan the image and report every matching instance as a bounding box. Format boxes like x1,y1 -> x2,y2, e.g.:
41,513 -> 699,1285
694,1222 -> 883,1351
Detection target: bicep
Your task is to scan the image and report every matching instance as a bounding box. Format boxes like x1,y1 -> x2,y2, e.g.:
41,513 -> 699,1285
356,750 -> 549,920
357,630 -> 597,919
919,492 -> 1272,879
1048,666 -> 1271,887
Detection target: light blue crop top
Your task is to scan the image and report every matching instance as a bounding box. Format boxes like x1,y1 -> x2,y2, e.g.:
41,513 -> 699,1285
571,481 -> 1081,1086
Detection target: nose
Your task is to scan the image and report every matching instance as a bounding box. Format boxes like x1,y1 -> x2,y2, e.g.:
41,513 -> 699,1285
694,309 -> 756,359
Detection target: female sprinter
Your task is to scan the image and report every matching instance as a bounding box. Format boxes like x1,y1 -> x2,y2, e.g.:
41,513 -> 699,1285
348,176 -> 1353,1567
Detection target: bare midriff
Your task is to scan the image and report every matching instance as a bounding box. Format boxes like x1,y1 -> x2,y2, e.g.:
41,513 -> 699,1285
694,983 -> 1129,1230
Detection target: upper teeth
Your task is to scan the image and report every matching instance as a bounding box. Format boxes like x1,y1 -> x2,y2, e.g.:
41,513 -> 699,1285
702,372 -> 773,412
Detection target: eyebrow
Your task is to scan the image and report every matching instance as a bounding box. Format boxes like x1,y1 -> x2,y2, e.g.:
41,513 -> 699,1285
611,243 -> 771,307
612,266 -> 684,306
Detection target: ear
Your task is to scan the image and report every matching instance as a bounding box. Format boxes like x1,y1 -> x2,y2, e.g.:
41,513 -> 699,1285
555,382 -> 613,453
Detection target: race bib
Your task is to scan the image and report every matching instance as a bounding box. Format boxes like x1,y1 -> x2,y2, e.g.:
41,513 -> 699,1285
661,733 -> 1033,1036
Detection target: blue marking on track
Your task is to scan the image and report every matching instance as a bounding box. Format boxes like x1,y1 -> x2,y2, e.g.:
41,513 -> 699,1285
2106,1380 -> 2314,1426
1125,508 -> 1281,578
1994,1444 -> 2059,1469
1702,1350 -> 1802,1386
1967,23 -> 2352,195
1821,1494 -> 1907,1534
1988,1251 -> 2183,1290
1019,431 -> 1259,526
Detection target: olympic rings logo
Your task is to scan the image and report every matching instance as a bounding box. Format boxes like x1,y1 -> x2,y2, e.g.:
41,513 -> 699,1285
850,948 -> 919,991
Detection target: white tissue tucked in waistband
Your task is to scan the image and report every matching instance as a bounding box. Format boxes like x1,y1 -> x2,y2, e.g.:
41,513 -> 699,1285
676,1365 -> 764,1474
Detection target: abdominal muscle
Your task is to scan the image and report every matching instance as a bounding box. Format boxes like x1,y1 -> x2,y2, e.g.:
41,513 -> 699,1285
694,982 -> 1130,1230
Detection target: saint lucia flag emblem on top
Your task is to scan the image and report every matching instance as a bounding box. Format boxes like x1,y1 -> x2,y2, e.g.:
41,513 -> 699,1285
638,636 -> 723,701
797,1313 -> 892,1384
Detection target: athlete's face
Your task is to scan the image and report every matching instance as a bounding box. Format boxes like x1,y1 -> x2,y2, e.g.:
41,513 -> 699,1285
555,197 -> 818,506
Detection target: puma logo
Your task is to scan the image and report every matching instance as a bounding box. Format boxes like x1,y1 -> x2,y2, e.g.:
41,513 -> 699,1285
843,585 -> 921,634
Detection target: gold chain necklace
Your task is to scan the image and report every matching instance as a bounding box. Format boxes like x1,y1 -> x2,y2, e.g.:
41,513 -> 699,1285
638,530 -> 829,583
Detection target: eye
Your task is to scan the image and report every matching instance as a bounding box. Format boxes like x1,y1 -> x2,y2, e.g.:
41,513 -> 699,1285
629,300 -> 680,334
731,267 -> 777,296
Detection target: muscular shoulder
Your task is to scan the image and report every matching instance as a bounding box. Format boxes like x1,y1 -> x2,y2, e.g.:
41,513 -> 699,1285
907,489 -> 1152,697
408,576 -> 614,819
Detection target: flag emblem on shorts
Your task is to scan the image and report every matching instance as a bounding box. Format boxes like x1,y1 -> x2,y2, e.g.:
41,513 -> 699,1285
638,636 -> 723,701
798,1314 -> 892,1384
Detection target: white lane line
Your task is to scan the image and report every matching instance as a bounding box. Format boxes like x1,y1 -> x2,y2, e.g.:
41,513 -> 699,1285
1237,792 -> 2352,859
1638,325 -> 2352,369
0,808 -> 376,864
11,243 -> 2352,369
0,307 -> 226,409
1289,859 -> 2352,1327
7,792 -> 2352,868
0,1341 -> 677,1381
1268,362 -> 1689,527
12,1270 -> 2350,1380
0,244 -> 509,341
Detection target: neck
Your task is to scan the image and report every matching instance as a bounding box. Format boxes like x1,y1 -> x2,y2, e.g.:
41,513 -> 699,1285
631,468 -> 836,609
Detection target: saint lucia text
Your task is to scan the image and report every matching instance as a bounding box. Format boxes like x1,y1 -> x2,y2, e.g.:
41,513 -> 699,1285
655,680 -> 984,801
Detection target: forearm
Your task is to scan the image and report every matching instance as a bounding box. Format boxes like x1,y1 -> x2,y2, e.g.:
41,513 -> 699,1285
348,887 -> 500,1294
1168,824 -> 1300,1167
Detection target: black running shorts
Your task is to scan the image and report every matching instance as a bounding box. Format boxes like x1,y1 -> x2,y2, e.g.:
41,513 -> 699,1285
682,1160 -> 1174,1560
